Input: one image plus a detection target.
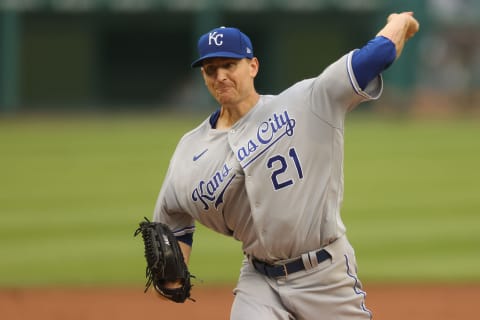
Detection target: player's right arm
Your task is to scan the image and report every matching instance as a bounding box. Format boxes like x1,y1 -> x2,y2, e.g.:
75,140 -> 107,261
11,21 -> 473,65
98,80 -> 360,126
178,241 -> 192,265
151,145 -> 196,297
153,239 -> 192,302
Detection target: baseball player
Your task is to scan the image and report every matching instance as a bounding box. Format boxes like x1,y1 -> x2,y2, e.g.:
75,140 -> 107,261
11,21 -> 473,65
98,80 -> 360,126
152,12 -> 419,319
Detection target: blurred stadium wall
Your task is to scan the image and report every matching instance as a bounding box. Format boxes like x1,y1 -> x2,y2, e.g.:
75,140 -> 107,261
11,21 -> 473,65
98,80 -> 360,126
0,0 -> 478,115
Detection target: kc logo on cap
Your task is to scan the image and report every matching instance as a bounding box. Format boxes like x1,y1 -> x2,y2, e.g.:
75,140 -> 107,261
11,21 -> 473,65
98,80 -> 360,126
208,31 -> 224,46
191,26 -> 254,68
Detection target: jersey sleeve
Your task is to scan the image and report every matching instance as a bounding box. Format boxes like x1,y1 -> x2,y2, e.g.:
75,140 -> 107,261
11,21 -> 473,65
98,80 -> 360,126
351,36 -> 396,91
309,51 -> 383,128
152,146 -> 196,238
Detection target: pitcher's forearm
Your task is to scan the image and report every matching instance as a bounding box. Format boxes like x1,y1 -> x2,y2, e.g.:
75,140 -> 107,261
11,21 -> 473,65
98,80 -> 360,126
179,241 -> 192,265
377,12 -> 420,59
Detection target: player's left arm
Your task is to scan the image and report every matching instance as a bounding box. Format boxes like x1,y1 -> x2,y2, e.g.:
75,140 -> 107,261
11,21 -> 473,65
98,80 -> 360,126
377,11 -> 420,59
351,11 -> 420,91
308,12 -> 419,124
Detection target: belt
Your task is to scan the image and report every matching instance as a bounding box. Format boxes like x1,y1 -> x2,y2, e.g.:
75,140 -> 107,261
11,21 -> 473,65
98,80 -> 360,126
252,249 -> 331,278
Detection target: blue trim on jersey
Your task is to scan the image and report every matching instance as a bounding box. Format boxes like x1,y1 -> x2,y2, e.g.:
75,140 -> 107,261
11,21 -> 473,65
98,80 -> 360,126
172,225 -> 195,236
209,108 -> 221,128
176,233 -> 193,247
352,36 -> 396,91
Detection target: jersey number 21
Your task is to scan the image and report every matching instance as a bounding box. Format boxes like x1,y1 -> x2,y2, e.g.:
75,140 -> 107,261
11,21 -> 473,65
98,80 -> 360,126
267,147 -> 303,190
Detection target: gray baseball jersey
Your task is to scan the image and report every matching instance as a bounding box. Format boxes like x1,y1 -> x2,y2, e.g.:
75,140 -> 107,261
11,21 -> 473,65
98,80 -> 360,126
153,51 -> 382,263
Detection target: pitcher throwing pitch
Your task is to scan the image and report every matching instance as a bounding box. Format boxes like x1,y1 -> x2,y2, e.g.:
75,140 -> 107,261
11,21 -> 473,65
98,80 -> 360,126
145,12 -> 419,319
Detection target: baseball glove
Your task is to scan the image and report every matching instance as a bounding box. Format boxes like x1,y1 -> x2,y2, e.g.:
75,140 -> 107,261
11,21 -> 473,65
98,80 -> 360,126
134,217 -> 193,303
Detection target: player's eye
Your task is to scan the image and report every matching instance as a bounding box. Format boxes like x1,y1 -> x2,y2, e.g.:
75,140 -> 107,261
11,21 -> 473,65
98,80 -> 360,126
203,65 -> 217,77
223,62 -> 237,70
203,61 -> 238,77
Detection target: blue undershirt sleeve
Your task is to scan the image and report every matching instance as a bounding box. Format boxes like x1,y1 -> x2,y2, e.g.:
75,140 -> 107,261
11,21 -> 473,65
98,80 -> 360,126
352,36 -> 397,91
176,233 -> 193,247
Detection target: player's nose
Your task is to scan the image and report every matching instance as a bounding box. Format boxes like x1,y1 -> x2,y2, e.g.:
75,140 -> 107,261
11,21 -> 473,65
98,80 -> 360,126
215,68 -> 229,81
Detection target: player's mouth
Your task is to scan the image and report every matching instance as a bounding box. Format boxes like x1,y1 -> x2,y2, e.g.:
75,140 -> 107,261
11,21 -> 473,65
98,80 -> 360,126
215,85 -> 234,96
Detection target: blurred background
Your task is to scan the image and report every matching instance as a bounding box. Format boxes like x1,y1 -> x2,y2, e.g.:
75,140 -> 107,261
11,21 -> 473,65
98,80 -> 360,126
1,0 -> 480,290
0,0 -> 478,115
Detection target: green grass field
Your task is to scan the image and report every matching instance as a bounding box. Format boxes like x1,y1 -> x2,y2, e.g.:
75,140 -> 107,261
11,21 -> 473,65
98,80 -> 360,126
1,113 -> 479,287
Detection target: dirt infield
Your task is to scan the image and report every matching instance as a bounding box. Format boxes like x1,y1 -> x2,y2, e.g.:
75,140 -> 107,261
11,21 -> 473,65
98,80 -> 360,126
1,284 -> 478,319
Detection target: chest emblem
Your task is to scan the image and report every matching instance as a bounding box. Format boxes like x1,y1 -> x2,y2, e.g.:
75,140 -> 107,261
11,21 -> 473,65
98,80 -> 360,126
236,109 -> 296,168
191,163 -> 235,210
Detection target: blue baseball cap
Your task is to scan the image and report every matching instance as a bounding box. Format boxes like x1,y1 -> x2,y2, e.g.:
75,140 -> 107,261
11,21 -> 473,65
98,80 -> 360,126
191,27 -> 254,68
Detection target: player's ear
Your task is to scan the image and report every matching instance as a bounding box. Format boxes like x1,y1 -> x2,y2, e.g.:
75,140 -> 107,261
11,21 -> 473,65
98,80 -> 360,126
200,67 -> 209,84
249,57 -> 259,78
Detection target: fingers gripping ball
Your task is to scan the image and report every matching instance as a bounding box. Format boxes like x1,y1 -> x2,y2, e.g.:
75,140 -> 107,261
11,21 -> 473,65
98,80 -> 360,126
134,218 -> 194,303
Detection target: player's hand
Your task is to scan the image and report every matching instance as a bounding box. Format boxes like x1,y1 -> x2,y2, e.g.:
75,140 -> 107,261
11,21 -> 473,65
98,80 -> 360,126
377,11 -> 420,58
152,280 -> 183,302
387,11 -> 420,41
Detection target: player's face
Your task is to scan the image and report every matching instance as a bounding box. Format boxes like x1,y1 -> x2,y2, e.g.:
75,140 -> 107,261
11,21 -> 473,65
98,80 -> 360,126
201,57 -> 258,106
